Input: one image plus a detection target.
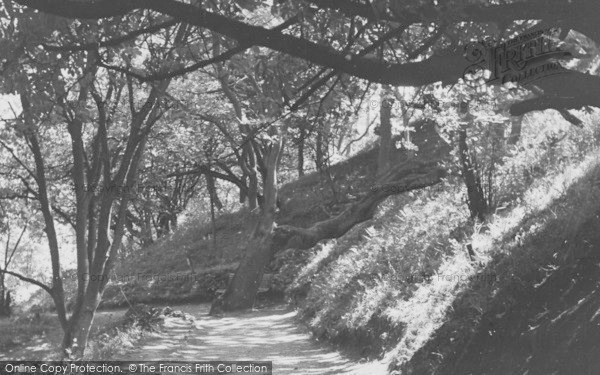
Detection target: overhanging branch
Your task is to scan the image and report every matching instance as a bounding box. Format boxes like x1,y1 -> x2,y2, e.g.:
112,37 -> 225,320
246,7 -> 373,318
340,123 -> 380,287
43,18 -> 178,52
14,0 -> 600,115
96,14 -> 300,82
0,268 -> 53,295
12,0 -> 469,85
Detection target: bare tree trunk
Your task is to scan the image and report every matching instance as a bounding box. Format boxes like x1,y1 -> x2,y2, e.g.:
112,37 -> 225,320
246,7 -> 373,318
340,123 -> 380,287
297,135 -> 305,177
213,128 -> 285,312
377,86 -> 394,176
0,275 -> 5,316
142,209 -> 154,245
1,230 -> 9,316
246,150 -> 259,210
315,127 -> 325,171
239,135 -> 260,210
21,93 -> 69,331
157,212 -> 172,238
206,173 -> 219,257
458,128 -> 488,221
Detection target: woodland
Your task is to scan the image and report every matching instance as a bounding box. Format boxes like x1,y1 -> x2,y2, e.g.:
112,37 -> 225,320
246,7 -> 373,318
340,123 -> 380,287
1,0 -> 600,373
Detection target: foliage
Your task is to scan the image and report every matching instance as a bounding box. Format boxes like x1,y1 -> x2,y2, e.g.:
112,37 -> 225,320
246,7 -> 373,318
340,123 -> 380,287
289,110 -> 600,361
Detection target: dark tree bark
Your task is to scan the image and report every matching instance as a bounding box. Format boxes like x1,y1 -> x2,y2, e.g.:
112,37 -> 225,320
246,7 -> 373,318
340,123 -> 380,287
142,210 -> 154,245
206,173 -> 219,256
0,291 -> 12,317
242,144 -> 260,210
458,128 -> 488,221
315,127 -> 325,172
297,135 -> 305,177
377,86 -> 394,176
156,212 -> 173,238
0,281 -> 5,317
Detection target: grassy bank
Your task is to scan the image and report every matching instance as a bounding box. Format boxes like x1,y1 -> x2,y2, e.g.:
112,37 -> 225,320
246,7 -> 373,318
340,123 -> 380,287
288,115 -> 600,369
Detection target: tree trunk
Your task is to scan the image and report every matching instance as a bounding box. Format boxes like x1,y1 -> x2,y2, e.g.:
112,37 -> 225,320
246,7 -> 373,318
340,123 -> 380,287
297,135 -> 305,177
240,142 -> 259,210
458,128 -> 488,221
205,171 -> 220,256
508,115 -> 523,145
377,86 -> 394,176
247,170 -> 259,210
141,209 -> 154,245
157,212 -> 172,238
21,93 -> 69,331
210,187 -> 218,257
315,127 -> 325,171
213,128 -> 284,313
62,291 -> 99,358
0,275 -> 5,316
216,227 -> 276,312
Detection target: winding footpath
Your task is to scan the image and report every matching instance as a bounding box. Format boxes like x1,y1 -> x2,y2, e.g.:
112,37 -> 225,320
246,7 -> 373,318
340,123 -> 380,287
119,303 -> 388,375
1,304 -> 387,374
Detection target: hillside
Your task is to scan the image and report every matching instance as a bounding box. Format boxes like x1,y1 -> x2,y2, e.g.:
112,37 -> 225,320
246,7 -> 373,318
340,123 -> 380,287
284,117 -> 600,371
99,141 -> 400,307
400,160 -> 600,374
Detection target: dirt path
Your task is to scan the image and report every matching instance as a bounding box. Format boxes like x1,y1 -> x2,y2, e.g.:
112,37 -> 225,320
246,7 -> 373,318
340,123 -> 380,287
2,304 -> 388,374
120,303 -> 388,375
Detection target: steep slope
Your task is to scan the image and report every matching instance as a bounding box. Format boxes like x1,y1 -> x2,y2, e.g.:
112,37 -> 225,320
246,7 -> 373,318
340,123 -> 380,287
286,119 -> 600,373
399,162 -> 600,374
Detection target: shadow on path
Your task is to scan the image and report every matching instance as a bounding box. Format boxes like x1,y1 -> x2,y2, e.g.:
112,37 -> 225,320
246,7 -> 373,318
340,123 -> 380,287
120,303 -> 387,375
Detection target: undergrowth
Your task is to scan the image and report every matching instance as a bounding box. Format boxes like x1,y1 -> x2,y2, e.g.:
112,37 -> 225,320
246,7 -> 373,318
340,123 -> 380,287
86,304 -> 195,360
397,148 -> 600,374
288,113 -> 600,367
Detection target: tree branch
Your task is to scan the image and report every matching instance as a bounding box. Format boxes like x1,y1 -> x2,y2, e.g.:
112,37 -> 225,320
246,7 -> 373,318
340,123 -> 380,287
12,0 -> 468,85
15,0 -> 600,113
43,18 -> 179,51
0,268 -> 53,295
509,71 -> 600,118
96,14 -> 300,82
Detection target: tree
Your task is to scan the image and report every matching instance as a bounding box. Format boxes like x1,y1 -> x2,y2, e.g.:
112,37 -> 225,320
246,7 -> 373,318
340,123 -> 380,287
0,5 -> 191,356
